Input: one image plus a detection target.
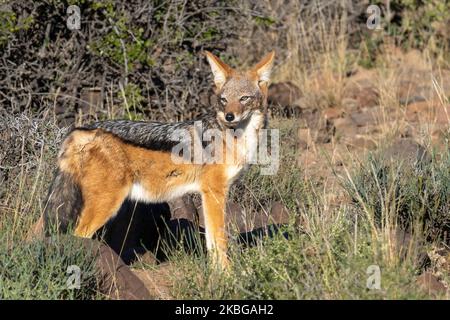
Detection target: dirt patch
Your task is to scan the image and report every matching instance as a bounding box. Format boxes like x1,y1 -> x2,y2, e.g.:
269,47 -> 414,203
132,263 -> 176,300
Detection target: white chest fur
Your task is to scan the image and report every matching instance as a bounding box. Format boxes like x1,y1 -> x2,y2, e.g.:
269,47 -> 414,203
225,112 -> 264,182
129,182 -> 200,203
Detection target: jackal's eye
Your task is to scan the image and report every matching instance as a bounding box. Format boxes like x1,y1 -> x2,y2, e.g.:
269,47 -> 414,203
220,97 -> 227,105
240,96 -> 252,103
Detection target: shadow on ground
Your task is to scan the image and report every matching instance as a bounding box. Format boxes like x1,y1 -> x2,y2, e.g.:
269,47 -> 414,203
96,199 -> 290,265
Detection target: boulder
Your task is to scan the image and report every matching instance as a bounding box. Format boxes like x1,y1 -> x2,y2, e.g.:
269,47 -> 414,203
268,81 -> 302,117
268,81 -> 301,109
382,138 -> 430,166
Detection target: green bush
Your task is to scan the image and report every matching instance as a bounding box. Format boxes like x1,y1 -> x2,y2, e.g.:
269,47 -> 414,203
343,144 -> 450,244
0,234 -> 99,299
366,0 -> 450,51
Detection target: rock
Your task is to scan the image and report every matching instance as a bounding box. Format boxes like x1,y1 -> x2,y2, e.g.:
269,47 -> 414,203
344,83 -> 379,109
297,139 -> 308,150
297,150 -> 320,168
132,263 -> 175,300
399,95 -> 426,106
297,113 -> 334,145
196,200 -> 290,234
416,272 -> 446,297
233,202 -> 289,233
297,128 -> 313,147
225,201 -> 247,232
435,104 -> 450,125
333,116 -> 353,130
405,101 -> 432,123
268,202 -> 290,225
268,82 -> 302,117
341,97 -> 359,111
396,79 -> 434,106
315,127 -> 333,144
355,87 -> 379,109
323,107 -> 344,120
334,117 -> 358,137
169,195 -> 198,222
345,137 -> 377,150
406,99 -> 450,125
405,112 -> 419,123
358,124 -> 382,136
136,251 -> 158,266
383,138 -> 430,166
298,108 -> 322,129
349,109 -> 378,127
406,100 -> 430,113
94,241 -> 152,300
39,236 -> 152,299
268,81 -> 301,107
236,202 -> 290,246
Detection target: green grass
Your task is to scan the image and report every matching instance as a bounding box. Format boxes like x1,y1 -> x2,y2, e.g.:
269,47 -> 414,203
166,124 -> 450,300
230,118 -> 305,213
342,147 -> 450,245
0,231 -> 100,299
1,114 -> 449,299
169,227 -> 430,299
0,113 -> 101,300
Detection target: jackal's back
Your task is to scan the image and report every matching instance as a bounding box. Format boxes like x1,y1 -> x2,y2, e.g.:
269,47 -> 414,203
84,114 -> 220,151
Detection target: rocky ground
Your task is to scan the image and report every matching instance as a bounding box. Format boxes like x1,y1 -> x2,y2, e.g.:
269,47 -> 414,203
293,49 -> 450,208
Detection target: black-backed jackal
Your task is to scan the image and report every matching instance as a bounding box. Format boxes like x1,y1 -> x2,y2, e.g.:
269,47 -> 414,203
44,51 -> 275,268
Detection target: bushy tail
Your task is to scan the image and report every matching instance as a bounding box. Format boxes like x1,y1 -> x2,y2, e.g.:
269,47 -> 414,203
44,169 -> 83,234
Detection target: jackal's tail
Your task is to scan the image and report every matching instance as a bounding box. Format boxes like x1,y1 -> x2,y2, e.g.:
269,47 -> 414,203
43,169 -> 83,234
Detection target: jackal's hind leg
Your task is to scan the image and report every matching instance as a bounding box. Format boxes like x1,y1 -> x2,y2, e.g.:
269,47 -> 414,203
74,187 -> 130,238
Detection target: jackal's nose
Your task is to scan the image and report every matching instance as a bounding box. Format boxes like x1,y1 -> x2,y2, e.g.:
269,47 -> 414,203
225,113 -> 235,122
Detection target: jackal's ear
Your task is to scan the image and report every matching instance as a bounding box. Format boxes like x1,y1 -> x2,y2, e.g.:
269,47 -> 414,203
252,51 -> 275,87
204,51 -> 232,91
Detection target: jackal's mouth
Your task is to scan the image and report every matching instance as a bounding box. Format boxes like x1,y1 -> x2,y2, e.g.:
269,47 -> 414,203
218,110 -> 254,129
221,115 -> 247,129
222,120 -> 240,129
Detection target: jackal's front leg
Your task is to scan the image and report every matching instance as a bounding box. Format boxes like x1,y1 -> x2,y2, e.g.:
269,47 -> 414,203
201,184 -> 229,269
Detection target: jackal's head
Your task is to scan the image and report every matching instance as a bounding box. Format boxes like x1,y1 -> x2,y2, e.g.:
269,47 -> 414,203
204,51 -> 275,128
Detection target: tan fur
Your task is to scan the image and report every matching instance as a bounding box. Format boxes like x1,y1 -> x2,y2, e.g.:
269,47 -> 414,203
58,129 -> 231,266
52,51 -> 275,269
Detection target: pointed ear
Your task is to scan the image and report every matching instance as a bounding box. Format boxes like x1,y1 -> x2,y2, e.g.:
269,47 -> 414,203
252,51 -> 275,86
203,51 -> 232,91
